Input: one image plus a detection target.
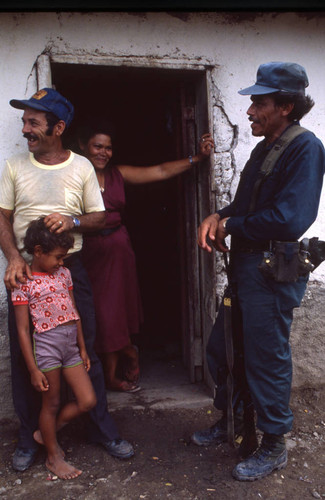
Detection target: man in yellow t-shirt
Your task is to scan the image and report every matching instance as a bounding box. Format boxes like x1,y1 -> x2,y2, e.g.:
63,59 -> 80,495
0,87 -> 134,472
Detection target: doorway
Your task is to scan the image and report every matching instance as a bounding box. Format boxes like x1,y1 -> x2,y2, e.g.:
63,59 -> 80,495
51,62 -> 214,384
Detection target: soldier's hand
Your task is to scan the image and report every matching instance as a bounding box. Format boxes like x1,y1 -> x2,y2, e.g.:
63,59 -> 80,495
197,213 -> 220,253
214,218 -> 229,253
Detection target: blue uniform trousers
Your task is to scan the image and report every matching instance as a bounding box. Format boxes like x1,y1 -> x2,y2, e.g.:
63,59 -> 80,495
207,252 -> 307,435
8,251 -> 119,450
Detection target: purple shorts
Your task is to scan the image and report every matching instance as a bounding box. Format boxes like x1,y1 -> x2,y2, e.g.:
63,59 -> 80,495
33,323 -> 83,372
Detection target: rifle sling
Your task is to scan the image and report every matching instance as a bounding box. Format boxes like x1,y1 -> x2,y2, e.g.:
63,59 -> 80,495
248,125 -> 308,213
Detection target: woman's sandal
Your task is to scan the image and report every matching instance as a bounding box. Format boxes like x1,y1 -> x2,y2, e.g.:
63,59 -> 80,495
125,367 -> 140,384
109,380 -> 141,393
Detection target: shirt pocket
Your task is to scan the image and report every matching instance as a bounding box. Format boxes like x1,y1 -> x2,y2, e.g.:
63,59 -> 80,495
64,188 -> 84,213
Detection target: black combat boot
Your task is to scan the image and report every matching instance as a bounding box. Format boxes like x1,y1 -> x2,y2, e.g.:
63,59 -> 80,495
191,411 -> 244,447
232,432 -> 287,481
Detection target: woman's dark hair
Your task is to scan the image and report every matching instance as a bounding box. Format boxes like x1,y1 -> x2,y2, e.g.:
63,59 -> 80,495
24,217 -> 74,255
78,117 -> 116,145
45,112 -> 61,136
272,92 -> 315,121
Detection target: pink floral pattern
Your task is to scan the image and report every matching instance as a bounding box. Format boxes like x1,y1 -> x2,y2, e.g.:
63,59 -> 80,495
12,267 -> 79,333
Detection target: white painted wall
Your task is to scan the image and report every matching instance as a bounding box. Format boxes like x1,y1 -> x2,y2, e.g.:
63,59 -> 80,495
0,11 -> 324,418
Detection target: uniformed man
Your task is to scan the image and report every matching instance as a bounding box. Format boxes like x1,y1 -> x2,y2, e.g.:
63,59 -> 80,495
192,62 -> 325,481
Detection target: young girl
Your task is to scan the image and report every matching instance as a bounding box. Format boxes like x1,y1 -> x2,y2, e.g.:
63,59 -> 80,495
11,217 -> 96,480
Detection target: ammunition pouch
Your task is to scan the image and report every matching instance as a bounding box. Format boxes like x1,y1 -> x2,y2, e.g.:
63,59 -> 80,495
258,239 -> 314,283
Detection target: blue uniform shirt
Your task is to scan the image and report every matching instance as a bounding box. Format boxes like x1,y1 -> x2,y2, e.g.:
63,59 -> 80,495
218,124 -> 325,244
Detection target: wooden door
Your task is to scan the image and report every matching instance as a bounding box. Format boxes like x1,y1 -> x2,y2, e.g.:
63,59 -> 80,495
179,72 -> 216,384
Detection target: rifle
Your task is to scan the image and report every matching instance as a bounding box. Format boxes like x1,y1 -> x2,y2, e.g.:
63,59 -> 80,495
223,252 -> 258,458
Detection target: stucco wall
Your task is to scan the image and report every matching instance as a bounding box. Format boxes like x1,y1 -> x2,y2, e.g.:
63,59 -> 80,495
0,11 -> 324,418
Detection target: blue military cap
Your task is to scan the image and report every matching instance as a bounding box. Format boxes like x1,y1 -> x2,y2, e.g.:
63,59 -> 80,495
238,62 -> 309,96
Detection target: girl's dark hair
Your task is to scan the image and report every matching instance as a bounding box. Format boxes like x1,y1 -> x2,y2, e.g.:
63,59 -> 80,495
272,92 -> 315,121
24,217 -> 74,255
78,117 -> 116,145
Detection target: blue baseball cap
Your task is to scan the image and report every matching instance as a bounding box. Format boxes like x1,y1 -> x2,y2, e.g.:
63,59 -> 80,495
10,88 -> 74,128
238,62 -> 309,96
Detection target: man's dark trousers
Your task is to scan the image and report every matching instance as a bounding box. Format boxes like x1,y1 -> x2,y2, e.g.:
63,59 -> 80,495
7,251 -> 118,450
207,251 -> 308,435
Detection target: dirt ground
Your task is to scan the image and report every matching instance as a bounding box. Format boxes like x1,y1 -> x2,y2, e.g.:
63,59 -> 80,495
0,386 -> 324,500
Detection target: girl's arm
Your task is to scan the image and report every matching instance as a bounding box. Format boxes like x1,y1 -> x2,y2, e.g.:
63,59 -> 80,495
13,305 -> 49,392
69,289 -> 91,372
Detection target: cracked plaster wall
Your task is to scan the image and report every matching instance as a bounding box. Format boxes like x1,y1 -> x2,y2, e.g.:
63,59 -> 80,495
0,10 -> 324,418
210,104 -> 237,300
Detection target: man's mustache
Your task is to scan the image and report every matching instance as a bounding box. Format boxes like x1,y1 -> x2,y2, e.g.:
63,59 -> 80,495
23,133 -> 37,141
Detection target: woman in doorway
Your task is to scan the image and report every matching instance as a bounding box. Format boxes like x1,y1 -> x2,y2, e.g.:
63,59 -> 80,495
78,119 -> 214,392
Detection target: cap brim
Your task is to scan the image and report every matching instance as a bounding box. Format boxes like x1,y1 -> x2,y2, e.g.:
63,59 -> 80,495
9,99 -> 49,113
238,84 -> 280,95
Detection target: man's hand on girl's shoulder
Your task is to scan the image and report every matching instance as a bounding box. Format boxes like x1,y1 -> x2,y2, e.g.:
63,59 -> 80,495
4,256 -> 33,290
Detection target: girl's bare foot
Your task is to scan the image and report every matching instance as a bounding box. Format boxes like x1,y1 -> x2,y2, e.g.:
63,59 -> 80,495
46,455 -> 82,480
34,430 -> 65,457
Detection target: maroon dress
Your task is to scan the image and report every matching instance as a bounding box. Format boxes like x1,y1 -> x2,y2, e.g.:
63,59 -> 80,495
81,166 -> 143,353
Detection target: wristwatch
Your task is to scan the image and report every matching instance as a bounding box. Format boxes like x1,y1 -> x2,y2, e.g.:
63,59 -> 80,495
223,218 -> 230,233
71,216 -> 81,228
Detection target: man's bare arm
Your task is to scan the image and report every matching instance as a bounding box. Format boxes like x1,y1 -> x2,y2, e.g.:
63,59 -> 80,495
44,211 -> 106,234
0,208 -> 32,290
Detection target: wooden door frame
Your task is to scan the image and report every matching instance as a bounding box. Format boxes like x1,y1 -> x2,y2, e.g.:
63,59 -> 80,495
37,54 -> 216,387
178,71 -> 216,384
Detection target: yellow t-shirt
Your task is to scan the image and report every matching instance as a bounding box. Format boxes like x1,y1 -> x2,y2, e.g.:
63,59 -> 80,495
0,151 -> 104,257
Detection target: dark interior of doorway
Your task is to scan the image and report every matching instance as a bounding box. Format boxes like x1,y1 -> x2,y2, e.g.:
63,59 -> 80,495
51,63 -> 200,377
